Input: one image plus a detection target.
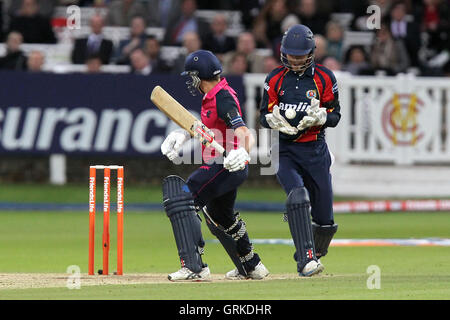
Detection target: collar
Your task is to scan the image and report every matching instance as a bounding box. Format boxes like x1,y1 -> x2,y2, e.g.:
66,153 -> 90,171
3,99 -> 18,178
204,77 -> 228,100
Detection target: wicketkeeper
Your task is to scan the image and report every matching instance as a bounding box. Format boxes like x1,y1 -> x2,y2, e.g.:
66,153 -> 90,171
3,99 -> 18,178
160,50 -> 269,281
260,24 -> 340,276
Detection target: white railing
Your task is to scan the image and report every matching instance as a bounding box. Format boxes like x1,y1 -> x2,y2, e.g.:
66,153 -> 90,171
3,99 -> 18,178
244,72 -> 450,166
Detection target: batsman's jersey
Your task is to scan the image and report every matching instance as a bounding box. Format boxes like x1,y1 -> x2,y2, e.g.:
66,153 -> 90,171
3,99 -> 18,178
201,78 -> 245,162
260,63 -> 341,142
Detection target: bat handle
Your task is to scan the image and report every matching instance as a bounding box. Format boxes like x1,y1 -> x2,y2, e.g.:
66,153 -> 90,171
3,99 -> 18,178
210,140 -> 227,157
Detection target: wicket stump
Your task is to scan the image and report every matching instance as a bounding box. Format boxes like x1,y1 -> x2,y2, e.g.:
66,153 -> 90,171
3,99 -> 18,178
89,165 -> 124,275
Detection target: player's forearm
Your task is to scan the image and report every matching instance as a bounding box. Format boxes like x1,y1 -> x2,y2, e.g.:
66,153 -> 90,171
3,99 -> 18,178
235,126 -> 255,153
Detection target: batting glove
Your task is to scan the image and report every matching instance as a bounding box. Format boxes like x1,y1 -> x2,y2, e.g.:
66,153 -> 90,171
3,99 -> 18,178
161,129 -> 191,162
223,147 -> 250,172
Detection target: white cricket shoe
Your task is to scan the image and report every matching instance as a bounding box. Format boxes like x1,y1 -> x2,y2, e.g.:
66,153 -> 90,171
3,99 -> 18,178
225,262 -> 269,280
299,260 -> 324,277
168,266 -> 211,281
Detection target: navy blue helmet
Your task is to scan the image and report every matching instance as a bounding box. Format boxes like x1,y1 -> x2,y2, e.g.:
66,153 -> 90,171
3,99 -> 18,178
280,24 -> 315,75
181,50 -> 222,95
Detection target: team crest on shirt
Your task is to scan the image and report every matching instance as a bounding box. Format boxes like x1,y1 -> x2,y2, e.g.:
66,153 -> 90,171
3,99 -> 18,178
306,90 -> 317,99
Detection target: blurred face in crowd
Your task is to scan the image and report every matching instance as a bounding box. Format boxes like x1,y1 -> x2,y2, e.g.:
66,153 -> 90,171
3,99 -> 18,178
314,35 -> 327,60
7,32 -> 23,52
263,56 -> 280,73
20,0 -> 39,17
211,14 -> 227,36
181,0 -> 197,17
349,48 -> 366,63
237,32 -> 255,55
326,22 -> 343,42
391,3 -> 406,21
90,15 -> 104,35
86,57 -> 102,73
146,38 -> 160,59
322,56 -> 341,71
299,0 -> 316,17
271,0 -> 287,20
130,49 -> 149,71
230,54 -> 248,75
183,32 -> 201,53
130,16 -> 146,37
27,51 -> 45,72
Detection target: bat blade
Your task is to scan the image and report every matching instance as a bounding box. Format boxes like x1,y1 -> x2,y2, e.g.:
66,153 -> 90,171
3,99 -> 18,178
150,86 -> 225,155
150,85 -> 198,136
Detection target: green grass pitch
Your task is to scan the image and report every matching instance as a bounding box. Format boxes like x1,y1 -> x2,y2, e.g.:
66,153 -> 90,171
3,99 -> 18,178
0,184 -> 449,299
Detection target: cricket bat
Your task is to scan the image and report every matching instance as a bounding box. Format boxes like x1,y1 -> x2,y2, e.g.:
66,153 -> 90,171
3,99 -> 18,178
150,85 -> 226,156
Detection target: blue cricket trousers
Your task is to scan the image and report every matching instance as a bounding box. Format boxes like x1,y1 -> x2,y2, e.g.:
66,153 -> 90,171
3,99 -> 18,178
276,139 -> 335,226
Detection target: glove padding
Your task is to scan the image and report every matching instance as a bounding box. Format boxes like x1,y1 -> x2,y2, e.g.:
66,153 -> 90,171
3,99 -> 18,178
161,129 -> 191,162
223,147 -> 250,172
297,98 -> 327,132
265,105 -> 299,135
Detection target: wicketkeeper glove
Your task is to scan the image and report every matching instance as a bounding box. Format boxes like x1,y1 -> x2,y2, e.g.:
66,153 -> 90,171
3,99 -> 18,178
161,129 -> 191,162
297,98 -> 327,131
265,105 -> 299,135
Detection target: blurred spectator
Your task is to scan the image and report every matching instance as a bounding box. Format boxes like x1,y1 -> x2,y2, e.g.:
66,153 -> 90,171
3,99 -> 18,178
163,0 -> 199,46
420,0 -> 450,57
6,0 -> 56,18
314,34 -> 328,64
171,31 -> 202,74
295,0 -> 329,35
262,55 -> 281,73
322,56 -> 342,71
325,21 -> 344,62
0,31 -> 27,70
370,23 -> 410,74
129,48 -> 152,75
222,32 -> 265,73
252,0 -> 288,49
145,35 -> 172,73
71,14 -> 113,64
147,0 -> 182,28
8,0 -> 56,43
201,14 -> 236,57
86,54 -> 103,73
388,0 -> 421,67
115,15 -> 147,65
271,14 -> 301,59
227,52 -> 249,75
106,0 -> 148,27
238,0 -> 264,30
26,50 -> 45,72
343,45 -> 374,75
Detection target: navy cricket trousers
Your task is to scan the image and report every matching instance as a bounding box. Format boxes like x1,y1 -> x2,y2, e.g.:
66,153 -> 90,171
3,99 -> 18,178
276,139 -> 335,226
186,162 -> 248,229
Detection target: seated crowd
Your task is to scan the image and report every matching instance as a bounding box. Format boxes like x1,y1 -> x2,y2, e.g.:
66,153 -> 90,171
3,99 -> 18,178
0,0 -> 449,76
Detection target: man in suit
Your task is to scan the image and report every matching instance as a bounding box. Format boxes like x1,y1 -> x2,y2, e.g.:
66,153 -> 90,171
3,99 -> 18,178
0,31 -> 27,70
388,1 -> 421,67
71,14 -> 113,64
201,13 -> 236,56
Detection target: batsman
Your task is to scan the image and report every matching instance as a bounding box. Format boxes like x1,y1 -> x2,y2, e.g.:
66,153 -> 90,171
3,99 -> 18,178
260,24 -> 340,276
160,50 -> 269,281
